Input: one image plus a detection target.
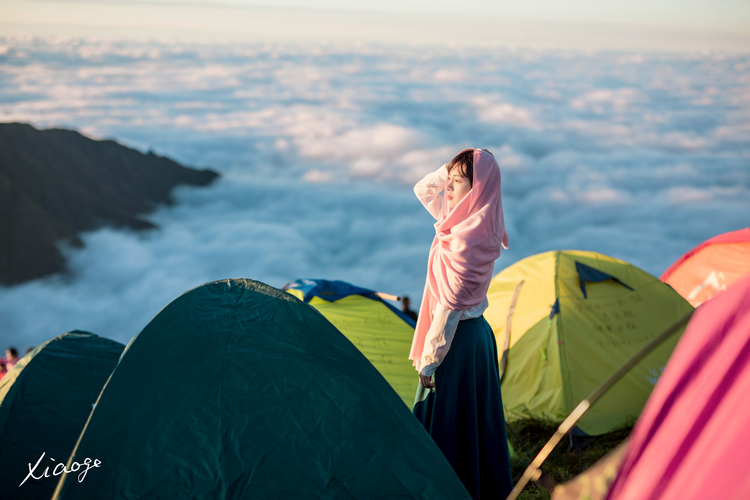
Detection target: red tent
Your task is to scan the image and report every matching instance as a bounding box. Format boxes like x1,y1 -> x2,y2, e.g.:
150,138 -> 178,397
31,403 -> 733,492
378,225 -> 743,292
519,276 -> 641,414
661,228 -> 750,306
605,274 -> 750,500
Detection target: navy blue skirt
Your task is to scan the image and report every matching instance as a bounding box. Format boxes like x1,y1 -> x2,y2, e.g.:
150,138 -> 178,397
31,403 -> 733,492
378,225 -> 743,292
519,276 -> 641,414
413,315 -> 513,500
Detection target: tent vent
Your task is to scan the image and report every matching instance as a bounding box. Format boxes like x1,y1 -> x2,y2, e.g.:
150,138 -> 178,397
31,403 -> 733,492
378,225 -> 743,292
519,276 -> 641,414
575,262 -> 634,299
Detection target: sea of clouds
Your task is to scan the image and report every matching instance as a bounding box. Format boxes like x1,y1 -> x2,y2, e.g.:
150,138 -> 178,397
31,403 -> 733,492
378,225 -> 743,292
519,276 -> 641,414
0,36 -> 748,348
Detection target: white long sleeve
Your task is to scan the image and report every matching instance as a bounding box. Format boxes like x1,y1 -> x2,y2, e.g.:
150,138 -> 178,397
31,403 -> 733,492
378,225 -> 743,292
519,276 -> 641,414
414,164 -> 448,220
419,296 -> 489,377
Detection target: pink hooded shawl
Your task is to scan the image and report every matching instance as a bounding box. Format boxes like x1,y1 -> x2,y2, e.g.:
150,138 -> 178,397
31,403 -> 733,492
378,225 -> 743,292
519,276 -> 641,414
408,148 -> 509,372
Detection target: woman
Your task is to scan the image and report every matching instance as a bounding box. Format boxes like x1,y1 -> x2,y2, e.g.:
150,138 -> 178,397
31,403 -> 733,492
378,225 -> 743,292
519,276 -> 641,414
410,148 -> 513,500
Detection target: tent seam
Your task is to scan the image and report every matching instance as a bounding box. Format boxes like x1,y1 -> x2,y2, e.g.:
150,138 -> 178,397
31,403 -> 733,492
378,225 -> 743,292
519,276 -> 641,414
555,251 -> 573,414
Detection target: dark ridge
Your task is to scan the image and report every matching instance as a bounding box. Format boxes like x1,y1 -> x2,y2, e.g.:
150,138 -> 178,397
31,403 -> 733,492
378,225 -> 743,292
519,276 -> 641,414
0,122 -> 220,286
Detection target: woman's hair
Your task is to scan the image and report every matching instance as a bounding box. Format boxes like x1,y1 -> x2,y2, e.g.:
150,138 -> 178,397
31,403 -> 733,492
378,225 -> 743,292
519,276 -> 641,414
446,150 -> 474,187
446,149 -> 492,188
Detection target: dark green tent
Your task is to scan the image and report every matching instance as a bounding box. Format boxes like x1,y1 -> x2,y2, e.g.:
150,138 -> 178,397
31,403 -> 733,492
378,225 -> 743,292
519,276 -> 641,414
53,279 -> 471,499
0,330 -> 124,499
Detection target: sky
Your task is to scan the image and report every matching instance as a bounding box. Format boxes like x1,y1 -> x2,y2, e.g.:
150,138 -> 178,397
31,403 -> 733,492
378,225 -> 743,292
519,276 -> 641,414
1,0 -> 749,51
0,29 -> 748,349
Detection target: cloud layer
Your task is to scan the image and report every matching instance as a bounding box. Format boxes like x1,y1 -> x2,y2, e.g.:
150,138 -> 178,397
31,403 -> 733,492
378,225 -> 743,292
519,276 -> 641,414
0,36 -> 748,348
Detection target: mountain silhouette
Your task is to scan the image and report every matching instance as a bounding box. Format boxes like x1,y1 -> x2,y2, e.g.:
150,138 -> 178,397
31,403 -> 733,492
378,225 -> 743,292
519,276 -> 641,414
0,122 -> 220,285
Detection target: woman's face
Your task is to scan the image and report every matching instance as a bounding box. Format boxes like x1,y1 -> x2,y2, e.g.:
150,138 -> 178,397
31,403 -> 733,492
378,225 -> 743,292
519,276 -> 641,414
446,169 -> 471,210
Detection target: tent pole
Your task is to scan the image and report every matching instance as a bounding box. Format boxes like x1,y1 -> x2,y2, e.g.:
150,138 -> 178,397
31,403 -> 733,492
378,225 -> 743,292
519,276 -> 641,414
375,292 -> 401,302
499,280 -> 524,382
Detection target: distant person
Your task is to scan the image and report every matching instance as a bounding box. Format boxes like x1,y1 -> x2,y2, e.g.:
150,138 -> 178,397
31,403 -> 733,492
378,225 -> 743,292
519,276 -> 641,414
5,347 -> 19,370
0,362 -> 6,380
25,347 -> 34,355
409,148 -> 512,499
401,296 -> 418,322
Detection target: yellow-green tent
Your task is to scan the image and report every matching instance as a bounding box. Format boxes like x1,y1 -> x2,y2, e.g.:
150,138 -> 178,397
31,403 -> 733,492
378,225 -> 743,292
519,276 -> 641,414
485,250 -> 693,435
283,279 -> 417,407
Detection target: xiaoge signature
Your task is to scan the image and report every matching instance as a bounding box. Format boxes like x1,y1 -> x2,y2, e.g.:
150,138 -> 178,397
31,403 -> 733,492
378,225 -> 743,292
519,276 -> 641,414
20,452 -> 101,486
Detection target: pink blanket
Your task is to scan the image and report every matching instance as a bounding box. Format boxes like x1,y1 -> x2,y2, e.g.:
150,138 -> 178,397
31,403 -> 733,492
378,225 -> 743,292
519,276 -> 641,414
409,148 -> 509,372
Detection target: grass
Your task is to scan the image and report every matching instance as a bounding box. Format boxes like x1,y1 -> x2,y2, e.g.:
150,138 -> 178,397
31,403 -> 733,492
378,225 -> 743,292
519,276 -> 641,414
506,415 -> 633,500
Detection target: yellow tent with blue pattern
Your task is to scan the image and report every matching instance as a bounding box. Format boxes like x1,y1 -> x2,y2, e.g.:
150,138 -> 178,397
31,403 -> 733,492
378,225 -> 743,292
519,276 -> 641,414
282,279 -> 417,407
485,250 -> 693,435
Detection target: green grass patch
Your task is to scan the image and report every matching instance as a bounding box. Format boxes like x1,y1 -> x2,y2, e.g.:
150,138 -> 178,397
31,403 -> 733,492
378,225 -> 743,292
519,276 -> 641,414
506,415 -> 632,500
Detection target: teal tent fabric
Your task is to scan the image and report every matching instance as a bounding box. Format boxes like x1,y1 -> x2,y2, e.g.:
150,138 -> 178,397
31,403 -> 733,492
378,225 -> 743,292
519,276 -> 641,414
53,279 -> 471,499
0,331 -> 124,499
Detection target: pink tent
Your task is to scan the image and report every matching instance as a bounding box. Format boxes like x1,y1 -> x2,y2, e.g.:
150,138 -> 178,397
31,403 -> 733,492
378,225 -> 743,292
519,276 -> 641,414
606,273 -> 750,500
